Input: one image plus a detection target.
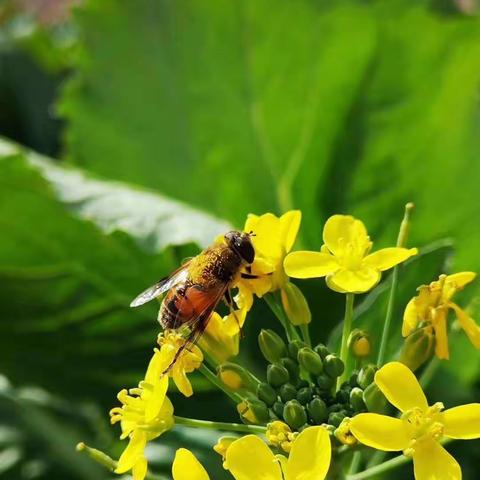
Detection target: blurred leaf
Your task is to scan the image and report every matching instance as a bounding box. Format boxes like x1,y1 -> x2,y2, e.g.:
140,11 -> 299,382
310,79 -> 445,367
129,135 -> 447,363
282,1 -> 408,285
59,0 -> 376,231
0,138 -> 227,398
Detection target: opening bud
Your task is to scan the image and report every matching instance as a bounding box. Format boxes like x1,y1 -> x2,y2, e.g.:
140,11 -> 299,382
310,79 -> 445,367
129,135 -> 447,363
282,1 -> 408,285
334,417 -> 357,446
348,329 -> 372,359
259,329 -> 287,363
400,325 -> 435,372
217,362 -> 256,392
237,398 -> 269,425
281,281 -> 311,325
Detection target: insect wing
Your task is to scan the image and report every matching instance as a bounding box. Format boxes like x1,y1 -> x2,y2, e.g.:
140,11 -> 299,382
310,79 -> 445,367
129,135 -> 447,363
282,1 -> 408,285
130,264 -> 190,307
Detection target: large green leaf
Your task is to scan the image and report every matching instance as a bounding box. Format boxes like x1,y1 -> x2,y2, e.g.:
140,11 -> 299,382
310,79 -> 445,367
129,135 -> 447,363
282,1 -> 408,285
0,138 -> 228,399
59,0 -> 376,232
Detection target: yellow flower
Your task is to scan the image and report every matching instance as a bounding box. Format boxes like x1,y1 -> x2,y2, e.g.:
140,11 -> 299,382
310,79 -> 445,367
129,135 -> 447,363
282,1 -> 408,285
349,362 -> 480,480
172,426 -> 331,480
199,310 -> 246,363
240,210 -> 311,325
157,330 -> 203,397
403,272 -> 480,359
110,350 -> 174,480
213,436 -> 237,469
266,420 -> 297,453
284,214 -> 417,293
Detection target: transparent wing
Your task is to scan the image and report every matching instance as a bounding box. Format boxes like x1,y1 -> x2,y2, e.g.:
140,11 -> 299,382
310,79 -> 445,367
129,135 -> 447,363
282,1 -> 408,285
130,264 -> 190,307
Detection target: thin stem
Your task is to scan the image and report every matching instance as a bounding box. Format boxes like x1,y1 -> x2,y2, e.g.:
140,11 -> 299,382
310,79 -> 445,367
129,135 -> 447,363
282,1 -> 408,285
377,203 -> 415,366
338,293 -> 355,389
349,451 -> 362,475
264,293 -> 300,342
346,453 -> 410,480
174,416 -> 267,434
420,356 -> 441,389
299,323 -> 312,347
198,364 -> 243,403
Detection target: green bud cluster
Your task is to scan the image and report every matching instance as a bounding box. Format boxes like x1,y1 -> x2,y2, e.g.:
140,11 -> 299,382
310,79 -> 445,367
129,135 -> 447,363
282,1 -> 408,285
250,331 -> 381,431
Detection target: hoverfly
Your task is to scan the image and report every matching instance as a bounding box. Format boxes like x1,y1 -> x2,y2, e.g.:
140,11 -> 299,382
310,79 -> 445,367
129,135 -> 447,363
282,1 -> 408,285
130,231 -> 257,370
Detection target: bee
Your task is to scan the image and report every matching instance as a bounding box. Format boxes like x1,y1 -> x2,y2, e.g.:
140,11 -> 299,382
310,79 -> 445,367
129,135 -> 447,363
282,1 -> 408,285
130,231 -> 256,369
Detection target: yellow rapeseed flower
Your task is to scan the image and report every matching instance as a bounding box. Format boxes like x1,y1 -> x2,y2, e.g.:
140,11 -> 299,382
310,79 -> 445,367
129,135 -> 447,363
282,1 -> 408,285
110,351 -> 174,480
239,210 -> 311,325
350,362 -> 480,480
403,272 -> 480,359
172,426 -> 331,480
284,214 -> 417,293
199,310 -> 246,363
157,330 -> 203,397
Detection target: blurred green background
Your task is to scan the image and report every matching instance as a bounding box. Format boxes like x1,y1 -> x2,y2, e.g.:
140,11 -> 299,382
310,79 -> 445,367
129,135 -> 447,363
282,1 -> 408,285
0,0 -> 479,478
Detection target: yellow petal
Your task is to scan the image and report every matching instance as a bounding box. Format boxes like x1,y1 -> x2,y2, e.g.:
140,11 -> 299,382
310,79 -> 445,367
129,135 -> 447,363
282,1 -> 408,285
364,247 -> 417,272
115,430 -> 147,474
132,456 -> 148,480
279,210 -> 301,253
375,362 -> 428,412
323,215 -> 369,257
413,439 -> 461,480
441,403 -> 480,439
284,251 -> 339,279
286,426 -> 331,480
172,367 -> 193,397
449,303 -> 480,349
326,267 -> 380,294
225,435 -> 282,480
446,271 -> 476,289
172,448 -> 210,480
145,374 -> 169,422
349,413 -> 410,451
403,297 -> 419,337
432,309 -> 449,360
247,213 -> 282,260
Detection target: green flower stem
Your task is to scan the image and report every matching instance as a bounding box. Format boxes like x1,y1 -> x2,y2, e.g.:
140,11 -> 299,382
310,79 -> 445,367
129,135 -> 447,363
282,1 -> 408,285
174,416 -> 267,434
349,451 -> 362,474
346,452 -> 410,480
198,363 -> 243,403
420,355 -> 441,388
338,292 -> 355,389
76,443 -> 164,480
264,293 -> 300,342
299,323 -> 312,347
377,203 -> 414,366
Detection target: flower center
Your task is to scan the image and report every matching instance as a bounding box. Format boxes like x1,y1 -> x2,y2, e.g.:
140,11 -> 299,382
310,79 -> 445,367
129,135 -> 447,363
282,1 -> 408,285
336,238 -> 370,271
401,402 -> 445,456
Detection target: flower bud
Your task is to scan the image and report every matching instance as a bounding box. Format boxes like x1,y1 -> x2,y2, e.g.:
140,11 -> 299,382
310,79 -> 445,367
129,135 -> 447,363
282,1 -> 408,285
283,400 -> 307,430
280,357 -> 300,382
350,387 -> 366,413
281,281 -> 311,326
266,421 -> 297,453
297,347 -> 324,375
323,354 -> 345,379
328,411 -> 346,427
348,329 -> 371,359
287,339 -> 307,360
307,397 -> 328,424
400,325 -> 435,372
237,398 -> 269,424
217,362 -> 256,392
362,382 -> 387,414
258,329 -> 287,364
256,382 -> 277,406
272,401 -> 284,418
314,343 -> 330,359
296,387 -> 313,405
357,364 -> 377,390
279,383 -> 297,402
267,363 -> 290,387
316,374 -> 335,392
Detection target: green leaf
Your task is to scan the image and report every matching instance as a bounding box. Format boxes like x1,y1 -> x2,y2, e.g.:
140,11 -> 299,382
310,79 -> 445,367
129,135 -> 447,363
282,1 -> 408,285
59,0 -> 376,229
0,138 -> 227,397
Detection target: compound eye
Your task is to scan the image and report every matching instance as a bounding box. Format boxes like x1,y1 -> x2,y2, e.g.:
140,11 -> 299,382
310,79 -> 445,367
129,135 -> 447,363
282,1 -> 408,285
238,239 -> 255,264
